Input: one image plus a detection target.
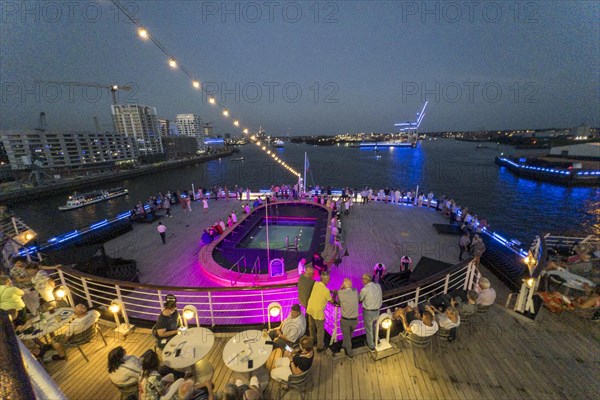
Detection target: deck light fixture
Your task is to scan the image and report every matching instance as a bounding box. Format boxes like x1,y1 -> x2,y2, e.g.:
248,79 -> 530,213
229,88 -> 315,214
109,299 -> 134,336
12,229 -> 37,246
182,305 -> 200,328
267,302 -> 283,330
372,311 -> 400,360
53,286 -> 72,307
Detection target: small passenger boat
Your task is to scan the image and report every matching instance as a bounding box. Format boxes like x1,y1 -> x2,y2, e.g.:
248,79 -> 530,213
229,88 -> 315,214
58,187 -> 128,211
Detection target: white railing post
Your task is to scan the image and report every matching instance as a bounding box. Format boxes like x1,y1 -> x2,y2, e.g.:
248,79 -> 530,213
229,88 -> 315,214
443,274 -> 450,294
463,262 -> 474,290
80,278 -> 93,308
261,290 -> 266,325
157,290 -> 164,311
329,306 -> 339,346
207,292 -> 215,327
414,286 -> 420,306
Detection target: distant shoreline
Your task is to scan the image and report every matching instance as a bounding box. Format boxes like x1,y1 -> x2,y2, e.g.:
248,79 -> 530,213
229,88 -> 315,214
0,149 -> 235,205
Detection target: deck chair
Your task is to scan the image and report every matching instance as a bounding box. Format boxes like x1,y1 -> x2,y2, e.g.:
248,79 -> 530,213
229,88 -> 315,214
398,332 -> 434,373
67,322 -> 107,362
276,369 -> 312,400
111,381 -> 139,400
436,327 -> 458,350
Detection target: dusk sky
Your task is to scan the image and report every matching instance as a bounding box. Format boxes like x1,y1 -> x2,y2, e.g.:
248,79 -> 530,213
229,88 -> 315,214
1,1 -> 598,136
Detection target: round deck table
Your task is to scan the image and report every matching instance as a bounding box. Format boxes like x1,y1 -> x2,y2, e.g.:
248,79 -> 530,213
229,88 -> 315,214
222,330 -> 272,373
17,307 -> 75,340
162,327 -> 215,370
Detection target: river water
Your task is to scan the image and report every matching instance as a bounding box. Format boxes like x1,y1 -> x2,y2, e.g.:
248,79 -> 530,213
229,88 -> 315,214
9,139 -> 599,244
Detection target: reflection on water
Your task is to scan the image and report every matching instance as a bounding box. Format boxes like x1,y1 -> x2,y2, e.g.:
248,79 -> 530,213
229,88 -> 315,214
10,140 -> 599,243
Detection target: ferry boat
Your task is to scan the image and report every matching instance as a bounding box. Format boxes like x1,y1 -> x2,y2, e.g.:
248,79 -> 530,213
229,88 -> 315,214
358,140 -> 416,149
58,187 -> 128,211
273,139 -> 284,148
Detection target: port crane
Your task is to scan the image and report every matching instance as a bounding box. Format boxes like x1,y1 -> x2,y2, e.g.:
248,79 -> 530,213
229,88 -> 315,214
34,80 -> 133,105
394,101 -> 429,141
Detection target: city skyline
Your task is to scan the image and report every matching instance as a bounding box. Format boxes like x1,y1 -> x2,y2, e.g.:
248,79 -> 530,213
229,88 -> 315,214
1,1 -> 598,136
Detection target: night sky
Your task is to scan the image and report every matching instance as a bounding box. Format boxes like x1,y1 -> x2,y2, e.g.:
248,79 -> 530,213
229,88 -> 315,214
1,1 -> 598,136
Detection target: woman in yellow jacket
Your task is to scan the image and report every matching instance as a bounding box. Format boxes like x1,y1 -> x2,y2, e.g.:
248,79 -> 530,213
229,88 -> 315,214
0,276 -> 26,325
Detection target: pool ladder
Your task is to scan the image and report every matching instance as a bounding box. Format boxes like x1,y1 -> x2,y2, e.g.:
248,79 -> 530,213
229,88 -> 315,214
285,235 -> 300,252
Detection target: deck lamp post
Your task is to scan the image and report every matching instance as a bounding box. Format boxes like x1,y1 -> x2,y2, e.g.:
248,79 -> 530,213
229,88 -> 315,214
514,236 -> 542,317
267,302 -> 283,330
53,286 -> 73,308
182,305 -> 200,328
372,311 -> 400,360
109,299 -> 135,335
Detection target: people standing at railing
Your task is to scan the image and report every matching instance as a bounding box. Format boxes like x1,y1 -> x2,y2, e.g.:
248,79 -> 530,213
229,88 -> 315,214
306,271 -> 334,352
297,258 -> 307,275
335,278 -> 359,359
359,274 -> 383,352
0,276 -> 26,325
458,232 -> 471,261
164,196 -> 172,217
470,234 -> 486,267
28,265 -> 55,305
297,266 -> 315,314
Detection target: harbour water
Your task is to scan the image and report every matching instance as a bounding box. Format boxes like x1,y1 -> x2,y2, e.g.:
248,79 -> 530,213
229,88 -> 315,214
9,139 -> 599,243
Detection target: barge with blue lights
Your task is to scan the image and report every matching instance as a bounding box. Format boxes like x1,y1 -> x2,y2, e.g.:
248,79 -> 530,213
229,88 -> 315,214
495,156 -> 600,186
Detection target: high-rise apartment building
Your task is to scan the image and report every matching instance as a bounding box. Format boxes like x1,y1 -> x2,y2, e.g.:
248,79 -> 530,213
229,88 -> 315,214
112,104 -> 163,155
176,114 -> 205,151
0,130 -> 136,170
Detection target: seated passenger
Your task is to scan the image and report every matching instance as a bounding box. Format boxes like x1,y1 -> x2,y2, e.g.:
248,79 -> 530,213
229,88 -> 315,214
435,306 -> 460,330
108,346 -> 142,387
154,295 -> 180,350
270,336 -> 314,383
54,303 -> 101,344
139,349 -> 184,400
475,277 -> 496,307
452,290 -> 479,319
267,304 -> 306,349
393,305 -> 439,338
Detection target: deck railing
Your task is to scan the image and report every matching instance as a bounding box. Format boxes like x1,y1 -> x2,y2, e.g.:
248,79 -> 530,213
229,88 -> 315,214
49,260 -> 476,337
324,259 -> 477,341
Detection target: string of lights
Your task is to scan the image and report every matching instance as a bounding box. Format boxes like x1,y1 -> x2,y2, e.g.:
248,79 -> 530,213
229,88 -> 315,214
109,0 -> 301,177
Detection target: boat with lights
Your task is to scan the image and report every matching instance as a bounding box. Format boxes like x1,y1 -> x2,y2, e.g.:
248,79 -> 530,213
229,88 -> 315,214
495,156 -> 600,186
358,140 -> 416,149
58,187 -> 128,211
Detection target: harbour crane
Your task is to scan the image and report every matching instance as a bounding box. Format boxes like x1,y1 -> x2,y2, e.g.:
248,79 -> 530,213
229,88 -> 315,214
34,80 -> 133,105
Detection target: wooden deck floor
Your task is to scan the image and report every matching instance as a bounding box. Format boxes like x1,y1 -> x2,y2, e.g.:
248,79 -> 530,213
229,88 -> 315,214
104,199 -> 461,288
47,291 -> 600,400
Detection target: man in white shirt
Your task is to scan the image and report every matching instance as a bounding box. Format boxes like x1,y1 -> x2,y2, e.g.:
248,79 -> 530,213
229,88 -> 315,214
475,277 -> 496,307
268,304 -> 306,349
394,304 -> 439,338
359,274 -> 383,351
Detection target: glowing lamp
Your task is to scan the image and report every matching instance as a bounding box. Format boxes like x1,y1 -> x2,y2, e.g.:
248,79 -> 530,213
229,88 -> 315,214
138,27 -> 148,39
109,299 -> 134,336
526,278 -> 535,287
222,109 -> 229,117
373,311 -> 399,359
523,251 -> 537,275
243,128 -> 249,134
208,97 -> 216,104
233,120 -> 239,126
193,80 -> 200,88
267,302 -> 283,330
250,135 -> 256,140
168,59 -> 177,68
182,305 -> 199,328
54,287 -> 66,300
12,229 -> 38,246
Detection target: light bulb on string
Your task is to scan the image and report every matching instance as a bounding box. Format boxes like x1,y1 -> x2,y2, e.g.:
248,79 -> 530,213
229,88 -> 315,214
233,120 -> 239,127
138,28 -> 148,39
222,109 -> 229,117
243,129 -> 249,134
208,97 -> 216,104
169,59 -> 177,68
193,80 -> 200,89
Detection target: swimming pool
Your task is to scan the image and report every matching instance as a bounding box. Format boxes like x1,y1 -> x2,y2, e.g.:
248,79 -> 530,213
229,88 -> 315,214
238,218 -> 316,250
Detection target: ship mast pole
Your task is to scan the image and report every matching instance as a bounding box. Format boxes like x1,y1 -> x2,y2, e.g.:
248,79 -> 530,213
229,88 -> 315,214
303,152 -> 307,193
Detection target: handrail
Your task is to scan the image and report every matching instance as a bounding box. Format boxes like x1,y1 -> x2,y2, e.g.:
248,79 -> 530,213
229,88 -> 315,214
229,255 -> 247,286
0,310 -> 36,400
54,264 -> 296,292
